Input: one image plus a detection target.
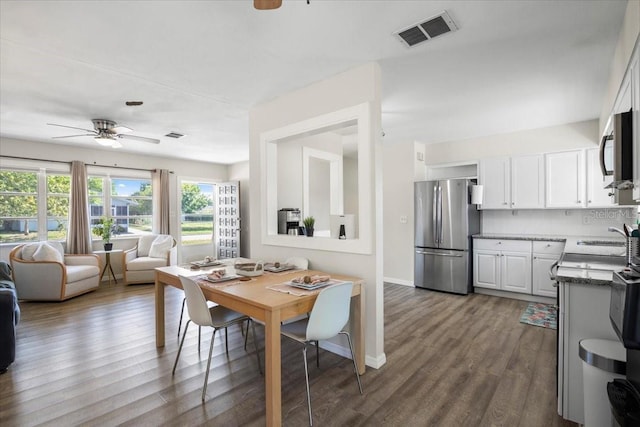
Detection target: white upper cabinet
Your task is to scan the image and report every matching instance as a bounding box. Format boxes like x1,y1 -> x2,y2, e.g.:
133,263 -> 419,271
479,154 -> 544,209
586,148 -> 614,207
479,156 -> 510,209
545,150 -> 586,208
511,154 -> 545,209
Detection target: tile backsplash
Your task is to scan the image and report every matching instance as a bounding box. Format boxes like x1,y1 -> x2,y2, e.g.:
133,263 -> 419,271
481,208 -> 638,237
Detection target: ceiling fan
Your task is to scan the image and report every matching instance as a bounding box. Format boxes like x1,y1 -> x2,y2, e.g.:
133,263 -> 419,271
254,0 -> 282,10
47,119 -> 160,148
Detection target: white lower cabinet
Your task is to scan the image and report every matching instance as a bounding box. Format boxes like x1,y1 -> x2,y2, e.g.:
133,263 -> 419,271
474,238 -> 564,297
532,241 -> 564,298
474,250 -> 500,289
474,239 -> 532,294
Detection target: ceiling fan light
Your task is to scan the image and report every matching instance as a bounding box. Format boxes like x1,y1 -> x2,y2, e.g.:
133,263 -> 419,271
110,140 -> 123,149
254,0 -> 282,10
95,136 -> 114,146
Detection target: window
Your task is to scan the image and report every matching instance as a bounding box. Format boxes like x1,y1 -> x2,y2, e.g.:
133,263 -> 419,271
0,163 -> 155,245
0,169 -> 39,243
181,181 -> 214,245
46,174 -> 70,241
89,176 -> 153,236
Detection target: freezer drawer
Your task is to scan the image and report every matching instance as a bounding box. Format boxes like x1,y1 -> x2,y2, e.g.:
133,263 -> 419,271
415,249 -> 471,294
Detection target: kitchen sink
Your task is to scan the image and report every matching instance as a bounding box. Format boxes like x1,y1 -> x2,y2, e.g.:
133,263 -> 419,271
558,252 -> 627,271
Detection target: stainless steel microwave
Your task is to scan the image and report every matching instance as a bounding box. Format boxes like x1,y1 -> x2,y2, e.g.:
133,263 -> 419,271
600,110 -> 633,188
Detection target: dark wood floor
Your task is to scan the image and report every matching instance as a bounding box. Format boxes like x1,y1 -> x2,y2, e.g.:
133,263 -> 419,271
0,282 -> 575,426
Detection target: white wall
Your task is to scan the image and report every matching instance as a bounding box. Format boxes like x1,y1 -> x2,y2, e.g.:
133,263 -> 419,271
382,119 -> 633,286
249,63 -> 386,368
0,137 -> 230,264
382,142 -> 415,286
344,156 -> 359,222
600,0 -> 640,136
423,119 -> 599,164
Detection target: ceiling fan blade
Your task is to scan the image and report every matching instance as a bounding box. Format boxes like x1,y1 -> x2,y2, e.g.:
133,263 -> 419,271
47,123 -> 96,134
254,0 -> 282,10
52,134 -> 97,139
119,134 -> 160,144
111,125 -> 133,134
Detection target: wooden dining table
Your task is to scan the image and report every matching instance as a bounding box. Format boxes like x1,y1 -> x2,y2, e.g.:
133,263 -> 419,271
154,264 -> 365,427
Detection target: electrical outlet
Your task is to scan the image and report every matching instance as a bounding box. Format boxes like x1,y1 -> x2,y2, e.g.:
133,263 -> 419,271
400,215 -> 408,224
416,152 -> 424,162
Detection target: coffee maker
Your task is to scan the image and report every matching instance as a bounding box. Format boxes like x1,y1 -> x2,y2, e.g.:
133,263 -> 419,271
278,208 -> 301,235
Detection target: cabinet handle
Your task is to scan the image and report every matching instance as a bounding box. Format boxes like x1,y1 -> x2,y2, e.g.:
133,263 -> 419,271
608,192 -> 615,197
549,260 -> 559,281
498,241 -> 502,244
502,202 -> 508,205
588,200 -> 592,203
577,200 -> 582,204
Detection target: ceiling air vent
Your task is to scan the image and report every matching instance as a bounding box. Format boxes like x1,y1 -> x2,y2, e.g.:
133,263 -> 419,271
165,132 -> 185,139
395,11 -> 458,48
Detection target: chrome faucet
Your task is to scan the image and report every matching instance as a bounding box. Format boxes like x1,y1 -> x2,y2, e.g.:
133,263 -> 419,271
608,226 -> 627,238
609,226 -> 632,265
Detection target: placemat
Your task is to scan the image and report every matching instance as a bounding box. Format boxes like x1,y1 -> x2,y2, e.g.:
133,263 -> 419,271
264,268 -> 306,276
195,275 -> 248,289
266,283 -> 320,296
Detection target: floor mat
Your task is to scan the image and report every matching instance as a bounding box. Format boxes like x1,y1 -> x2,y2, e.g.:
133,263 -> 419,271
519,302 -> 557,330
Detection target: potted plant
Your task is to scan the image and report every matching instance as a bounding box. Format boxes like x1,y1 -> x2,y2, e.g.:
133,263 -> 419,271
303,216 -> 315,237
92,217 -> 117,250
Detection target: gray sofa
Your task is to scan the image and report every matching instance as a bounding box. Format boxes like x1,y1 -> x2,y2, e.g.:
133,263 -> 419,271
0,261 -> 19,373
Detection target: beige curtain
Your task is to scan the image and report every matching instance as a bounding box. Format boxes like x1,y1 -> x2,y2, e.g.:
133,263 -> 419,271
66,161 -> 92,254
153,169 -> 170,234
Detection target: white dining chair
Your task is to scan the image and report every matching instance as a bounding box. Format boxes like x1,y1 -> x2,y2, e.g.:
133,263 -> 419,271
172,275 -> 261,401
178,297 -> 231,353
280,281 -> 363,426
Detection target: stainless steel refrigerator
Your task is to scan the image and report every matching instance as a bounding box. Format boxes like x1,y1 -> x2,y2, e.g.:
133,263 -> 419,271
414,179 -> 480,294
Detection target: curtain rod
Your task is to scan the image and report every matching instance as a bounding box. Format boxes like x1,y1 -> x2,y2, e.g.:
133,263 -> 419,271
0,155 -> 173,173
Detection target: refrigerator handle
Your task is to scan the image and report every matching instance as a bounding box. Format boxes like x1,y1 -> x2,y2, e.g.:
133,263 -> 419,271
435,182 -> 442,244
433,182 -> 439,244
416,250 -> 464,258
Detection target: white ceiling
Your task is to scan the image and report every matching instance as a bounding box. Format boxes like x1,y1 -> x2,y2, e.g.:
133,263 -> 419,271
0,1 -> 628,164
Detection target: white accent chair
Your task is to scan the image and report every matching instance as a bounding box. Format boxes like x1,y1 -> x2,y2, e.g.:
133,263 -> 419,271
9,241 -> 101,301
172,275 -> 261,401
280,281 -> 363,426
122,234 -> 177,285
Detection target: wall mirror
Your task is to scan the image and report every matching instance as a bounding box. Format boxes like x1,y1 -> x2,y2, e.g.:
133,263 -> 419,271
260,103 -> 373,254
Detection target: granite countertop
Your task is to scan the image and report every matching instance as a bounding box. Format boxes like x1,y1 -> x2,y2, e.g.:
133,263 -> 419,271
554,267 -> 617,287
473,233 -> 566,242
473,234 -> 626,250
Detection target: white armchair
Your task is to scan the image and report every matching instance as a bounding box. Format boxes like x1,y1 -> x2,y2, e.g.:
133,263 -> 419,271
122,234 -> 177,285
9,241 -> 101,301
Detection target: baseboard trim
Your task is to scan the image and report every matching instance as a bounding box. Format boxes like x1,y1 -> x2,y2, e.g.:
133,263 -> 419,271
319,341 -> 386,369
474,288 -> 556,304
383,277 -> 413,287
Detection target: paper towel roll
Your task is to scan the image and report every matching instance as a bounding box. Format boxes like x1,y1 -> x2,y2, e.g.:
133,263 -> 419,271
471,185 -> 484,205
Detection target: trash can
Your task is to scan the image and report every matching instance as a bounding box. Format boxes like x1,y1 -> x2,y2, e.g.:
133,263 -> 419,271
579,339 -> 627,427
